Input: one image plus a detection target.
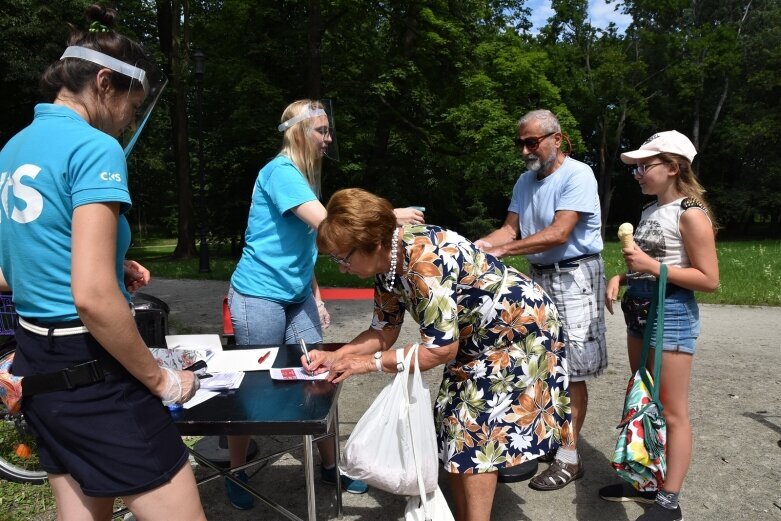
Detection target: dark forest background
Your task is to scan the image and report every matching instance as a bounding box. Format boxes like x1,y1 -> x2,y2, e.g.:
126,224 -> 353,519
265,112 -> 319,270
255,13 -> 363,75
2,0 -> 779,258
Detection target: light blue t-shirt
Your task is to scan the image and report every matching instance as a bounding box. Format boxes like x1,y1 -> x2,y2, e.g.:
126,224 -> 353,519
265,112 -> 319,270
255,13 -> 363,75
508,156 -> 603,265
0,104 -> 132,321
230,155 -> 318,303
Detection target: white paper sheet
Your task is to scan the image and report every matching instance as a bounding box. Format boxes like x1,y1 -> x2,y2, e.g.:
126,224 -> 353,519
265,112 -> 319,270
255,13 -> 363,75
182,389 -> 221,409
199,371 -> 245,391
166,334 -> 223,352
206,348 -> 279,372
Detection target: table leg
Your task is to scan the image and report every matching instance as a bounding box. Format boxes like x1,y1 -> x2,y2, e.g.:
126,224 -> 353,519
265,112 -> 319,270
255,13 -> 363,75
304,434 -> 316,521
333,403 -> 343,518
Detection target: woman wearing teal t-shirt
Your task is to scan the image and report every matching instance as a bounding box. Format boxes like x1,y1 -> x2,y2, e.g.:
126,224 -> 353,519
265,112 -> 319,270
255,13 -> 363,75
225,100 -> 423,508
0,5 -> 204,520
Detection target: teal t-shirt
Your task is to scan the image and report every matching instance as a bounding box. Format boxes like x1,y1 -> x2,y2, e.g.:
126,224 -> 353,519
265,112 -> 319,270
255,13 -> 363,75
230,155 -> 318,303
0,104 -> 132,321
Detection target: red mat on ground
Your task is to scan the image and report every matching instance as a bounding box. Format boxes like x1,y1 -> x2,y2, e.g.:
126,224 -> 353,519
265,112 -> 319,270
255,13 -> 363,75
320,288 -> 374,300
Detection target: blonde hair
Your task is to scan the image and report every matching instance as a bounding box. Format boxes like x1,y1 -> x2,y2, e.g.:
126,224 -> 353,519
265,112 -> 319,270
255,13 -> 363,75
278,99 -> 324,195
317,188 -> 396,254
658,152 -> 718,231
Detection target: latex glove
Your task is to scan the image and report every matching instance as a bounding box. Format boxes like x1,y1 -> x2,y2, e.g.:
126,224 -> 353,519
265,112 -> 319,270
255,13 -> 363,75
317,300 -> 331,330
159,367 -> 200,405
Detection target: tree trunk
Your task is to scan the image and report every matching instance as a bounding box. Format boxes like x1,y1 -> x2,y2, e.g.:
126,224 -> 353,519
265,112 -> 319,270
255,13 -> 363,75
157,0 -> 196,258
307,0 -> 323,99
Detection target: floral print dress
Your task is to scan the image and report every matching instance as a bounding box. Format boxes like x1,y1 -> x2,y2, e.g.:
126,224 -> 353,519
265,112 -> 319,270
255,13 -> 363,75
372,225 -> 572,474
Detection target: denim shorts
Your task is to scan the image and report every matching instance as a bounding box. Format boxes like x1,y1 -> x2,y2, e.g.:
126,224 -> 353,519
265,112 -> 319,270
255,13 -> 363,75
623,279 -> 700,354
227,286 -> 322,345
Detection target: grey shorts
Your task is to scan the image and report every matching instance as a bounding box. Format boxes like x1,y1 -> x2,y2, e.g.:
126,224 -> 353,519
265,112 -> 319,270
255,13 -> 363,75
530,256 -> 608,381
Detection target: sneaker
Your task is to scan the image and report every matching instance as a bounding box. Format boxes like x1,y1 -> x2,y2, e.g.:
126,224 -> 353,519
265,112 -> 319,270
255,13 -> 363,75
599,482 -> 658,504
528,456 -> 584,491
224,470 -> 254,510
636,503 -> 683,521
321,466 -> 369,494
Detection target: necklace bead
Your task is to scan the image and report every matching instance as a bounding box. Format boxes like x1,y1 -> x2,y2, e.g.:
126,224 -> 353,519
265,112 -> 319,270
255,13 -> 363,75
384,227 -> 399,291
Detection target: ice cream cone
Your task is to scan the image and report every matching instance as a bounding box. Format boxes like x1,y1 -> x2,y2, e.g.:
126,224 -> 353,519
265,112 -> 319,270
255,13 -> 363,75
618,223 -> 634,249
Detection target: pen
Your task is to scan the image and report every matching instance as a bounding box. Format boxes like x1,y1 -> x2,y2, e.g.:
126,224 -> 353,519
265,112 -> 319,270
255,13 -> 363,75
299,338 -> 314,376
257,351 -> 270,365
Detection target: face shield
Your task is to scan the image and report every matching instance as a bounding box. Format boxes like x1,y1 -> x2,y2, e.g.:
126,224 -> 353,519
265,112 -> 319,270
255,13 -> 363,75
277,99 -> 339,161
59,46 -> 167,158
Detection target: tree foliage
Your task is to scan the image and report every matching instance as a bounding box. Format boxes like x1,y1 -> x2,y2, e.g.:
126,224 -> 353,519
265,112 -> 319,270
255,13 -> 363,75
2,0 -> 780,253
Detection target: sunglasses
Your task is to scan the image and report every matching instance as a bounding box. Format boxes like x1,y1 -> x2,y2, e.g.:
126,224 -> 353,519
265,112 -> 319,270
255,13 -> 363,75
514,132 -> 556,151
330,247 -> 356,267
632,163 -> 666,177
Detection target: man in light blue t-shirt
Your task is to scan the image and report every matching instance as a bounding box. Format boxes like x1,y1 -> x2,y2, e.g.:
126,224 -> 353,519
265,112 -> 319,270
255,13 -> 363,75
476,109 -> 607,491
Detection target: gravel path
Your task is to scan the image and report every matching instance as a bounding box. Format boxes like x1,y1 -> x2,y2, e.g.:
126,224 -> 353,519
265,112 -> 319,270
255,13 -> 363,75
143,278 -> 781,521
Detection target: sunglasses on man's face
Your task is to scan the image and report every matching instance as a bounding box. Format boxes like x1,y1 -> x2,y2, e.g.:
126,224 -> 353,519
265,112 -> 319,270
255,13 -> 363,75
514,132 -> 556,152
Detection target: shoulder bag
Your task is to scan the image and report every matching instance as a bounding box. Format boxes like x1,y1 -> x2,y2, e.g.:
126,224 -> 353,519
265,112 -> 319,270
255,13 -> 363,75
611,264 -> 668,491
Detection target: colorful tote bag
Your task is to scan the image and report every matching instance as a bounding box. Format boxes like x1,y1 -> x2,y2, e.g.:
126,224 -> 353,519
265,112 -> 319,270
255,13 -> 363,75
611,264 -> 668,491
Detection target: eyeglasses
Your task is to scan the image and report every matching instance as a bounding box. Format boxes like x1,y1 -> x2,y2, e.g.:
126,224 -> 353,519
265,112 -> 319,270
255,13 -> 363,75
313,126 -> 331,138
330,248 -> 356,267
632,163 -> 666,177
514,132 -> 556,151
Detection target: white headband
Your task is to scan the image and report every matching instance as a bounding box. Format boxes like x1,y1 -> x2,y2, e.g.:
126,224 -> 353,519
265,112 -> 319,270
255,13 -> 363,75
277,106 -> 326,132
60,46 -> 149,94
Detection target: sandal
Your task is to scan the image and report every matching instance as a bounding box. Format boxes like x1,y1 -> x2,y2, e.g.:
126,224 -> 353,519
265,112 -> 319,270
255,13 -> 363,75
528,456 -> 584,491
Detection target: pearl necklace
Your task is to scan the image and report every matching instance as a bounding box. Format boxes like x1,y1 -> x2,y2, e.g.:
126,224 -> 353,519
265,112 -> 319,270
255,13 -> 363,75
384,227 -> 400,291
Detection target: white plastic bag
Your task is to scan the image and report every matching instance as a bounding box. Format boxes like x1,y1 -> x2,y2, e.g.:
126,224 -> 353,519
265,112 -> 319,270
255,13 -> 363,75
340,344 -> 439,495
404,487 -> 455,521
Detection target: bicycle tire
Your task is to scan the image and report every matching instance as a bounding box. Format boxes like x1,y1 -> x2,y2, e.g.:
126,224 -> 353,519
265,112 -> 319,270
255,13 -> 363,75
0,342 -> 48,485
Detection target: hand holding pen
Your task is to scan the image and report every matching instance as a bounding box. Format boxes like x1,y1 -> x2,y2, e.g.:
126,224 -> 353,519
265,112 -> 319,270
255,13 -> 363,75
299,339 -> 315,376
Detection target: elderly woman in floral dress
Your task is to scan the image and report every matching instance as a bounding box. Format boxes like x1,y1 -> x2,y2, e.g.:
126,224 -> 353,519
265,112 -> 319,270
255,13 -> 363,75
304,188 -> 572,521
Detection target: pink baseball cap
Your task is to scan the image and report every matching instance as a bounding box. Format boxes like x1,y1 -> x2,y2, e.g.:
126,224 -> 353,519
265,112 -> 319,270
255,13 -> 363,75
620,130 -> 697,164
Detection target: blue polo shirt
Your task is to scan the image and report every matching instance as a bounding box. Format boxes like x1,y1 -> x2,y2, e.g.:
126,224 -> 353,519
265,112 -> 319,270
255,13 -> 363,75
230,155 -> 318,303
0,104 -> 132,321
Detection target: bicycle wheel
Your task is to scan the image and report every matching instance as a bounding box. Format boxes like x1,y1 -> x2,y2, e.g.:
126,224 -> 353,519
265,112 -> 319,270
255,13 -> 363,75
0,344 -> 48,484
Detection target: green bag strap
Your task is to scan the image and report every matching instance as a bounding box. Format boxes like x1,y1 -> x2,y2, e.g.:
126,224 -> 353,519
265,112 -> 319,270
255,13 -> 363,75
638,264 -> 667,407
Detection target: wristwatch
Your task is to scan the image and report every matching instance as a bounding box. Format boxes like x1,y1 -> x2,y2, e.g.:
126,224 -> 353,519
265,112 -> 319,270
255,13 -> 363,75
373,351 -> 383,372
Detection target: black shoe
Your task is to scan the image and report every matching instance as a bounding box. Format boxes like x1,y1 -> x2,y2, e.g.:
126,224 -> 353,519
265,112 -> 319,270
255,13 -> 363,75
538,448 -> 557,463
636,503 -> 683,521
599,482 -> 657,504
497,459 -> 538,483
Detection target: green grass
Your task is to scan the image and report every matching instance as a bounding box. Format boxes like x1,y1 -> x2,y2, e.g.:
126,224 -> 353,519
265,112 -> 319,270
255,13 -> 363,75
127,239 -> 781,306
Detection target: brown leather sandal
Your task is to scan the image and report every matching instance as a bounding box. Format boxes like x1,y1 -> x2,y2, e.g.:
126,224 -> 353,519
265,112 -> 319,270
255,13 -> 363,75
528,457 -> 584,491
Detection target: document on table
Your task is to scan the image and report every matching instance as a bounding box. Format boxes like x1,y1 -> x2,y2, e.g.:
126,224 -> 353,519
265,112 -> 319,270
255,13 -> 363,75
207,348 -> 278,372
199,371 -> 245,391
166,334 -> 223,352
269,367 -> 329,381
182,372 -> 245,409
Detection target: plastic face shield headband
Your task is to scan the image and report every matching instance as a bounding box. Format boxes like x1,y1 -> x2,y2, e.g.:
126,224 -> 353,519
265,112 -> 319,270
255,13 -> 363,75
277,100 -> 339,161
60,46 -> 167,157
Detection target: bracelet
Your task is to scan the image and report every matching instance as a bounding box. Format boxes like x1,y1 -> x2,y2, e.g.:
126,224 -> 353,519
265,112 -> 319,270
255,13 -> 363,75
373,351 -> 383,372
316,300 -> 325,308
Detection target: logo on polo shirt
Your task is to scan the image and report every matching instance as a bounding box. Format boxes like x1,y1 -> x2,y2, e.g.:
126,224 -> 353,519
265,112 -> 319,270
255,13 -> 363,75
100,171 -> 123,183
0,164 -> 43,224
